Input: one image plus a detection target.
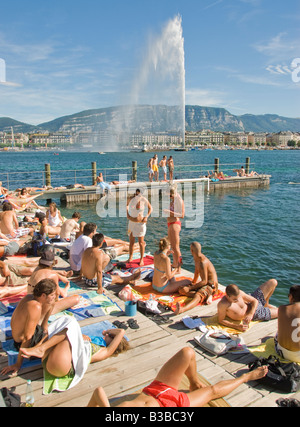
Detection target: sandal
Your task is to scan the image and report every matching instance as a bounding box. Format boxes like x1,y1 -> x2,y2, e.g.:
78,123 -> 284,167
112,320 -> 128,330
127,318 -> 139,329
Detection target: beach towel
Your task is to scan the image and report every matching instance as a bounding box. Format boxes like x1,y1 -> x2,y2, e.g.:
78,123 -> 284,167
201,314 -> 259,335
124,255 -> 154,269
248,338 -> 300,366
50,291 -> 123,322
1,339 -> 42,369
43,316 -> 91,394
134,280 -> 224,312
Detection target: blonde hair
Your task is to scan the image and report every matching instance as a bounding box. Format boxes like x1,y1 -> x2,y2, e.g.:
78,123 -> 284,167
112,337 -> 131,357
158,237 -> 170,252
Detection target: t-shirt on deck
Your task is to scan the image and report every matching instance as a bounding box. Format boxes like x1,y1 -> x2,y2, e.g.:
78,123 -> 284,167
69,235 -> 92,272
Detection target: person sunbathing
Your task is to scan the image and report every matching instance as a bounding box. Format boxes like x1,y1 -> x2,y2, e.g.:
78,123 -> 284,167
19,321 -> 129,381
175,242 -> 219,315
217,280 -> 278,332
87,347 -> 268,407
80,233 -> 141,294
152,237 -> 190,294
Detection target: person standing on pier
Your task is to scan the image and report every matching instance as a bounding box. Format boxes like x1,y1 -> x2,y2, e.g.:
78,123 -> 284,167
152,154 -> 159,182
163,185 -> 184,272
167,156 -> 174,182
127,189 -> 152,266
159,155 -> 168,181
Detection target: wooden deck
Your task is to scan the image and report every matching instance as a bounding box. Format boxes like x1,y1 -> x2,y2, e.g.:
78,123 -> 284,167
1,266 -> 298,408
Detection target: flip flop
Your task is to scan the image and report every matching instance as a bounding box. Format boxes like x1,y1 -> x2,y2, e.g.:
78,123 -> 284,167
127,318 -> 139,329
112,320 -> 128,330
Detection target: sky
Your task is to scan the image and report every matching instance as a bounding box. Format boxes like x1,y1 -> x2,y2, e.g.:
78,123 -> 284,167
0,0 -> 299,125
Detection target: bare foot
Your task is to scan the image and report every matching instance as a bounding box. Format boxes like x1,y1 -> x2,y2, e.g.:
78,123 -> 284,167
20,345 -> 46,359
245,366 -> 268,382
129,270 -> 141,285
206,295 -> 213,305
174,302 -> 183,315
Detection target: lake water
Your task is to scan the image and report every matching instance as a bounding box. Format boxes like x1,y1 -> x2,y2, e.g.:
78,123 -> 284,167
0,149 -> 299,306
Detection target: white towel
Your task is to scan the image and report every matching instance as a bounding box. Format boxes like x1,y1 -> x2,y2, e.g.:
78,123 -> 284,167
47,316 -> 91,391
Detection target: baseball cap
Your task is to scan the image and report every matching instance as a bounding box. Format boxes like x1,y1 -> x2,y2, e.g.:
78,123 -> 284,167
39,245 -> 56,266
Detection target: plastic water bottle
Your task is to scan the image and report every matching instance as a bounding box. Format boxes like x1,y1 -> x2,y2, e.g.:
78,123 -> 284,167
25,380 -> 34,407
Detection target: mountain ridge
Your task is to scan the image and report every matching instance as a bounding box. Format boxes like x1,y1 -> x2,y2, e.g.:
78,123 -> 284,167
0,105 -> 299,133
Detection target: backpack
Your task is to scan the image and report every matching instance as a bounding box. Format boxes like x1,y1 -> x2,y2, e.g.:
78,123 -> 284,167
248,356 -> 300,393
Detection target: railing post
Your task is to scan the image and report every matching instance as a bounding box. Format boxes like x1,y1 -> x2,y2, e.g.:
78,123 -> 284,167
245,157 -> 250,175
92,162 -> 97,185
45,163 -> 51,187
132,161 -> 137,181
214,158 -> 220,174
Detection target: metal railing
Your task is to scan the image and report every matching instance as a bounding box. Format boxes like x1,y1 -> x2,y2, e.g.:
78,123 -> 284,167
0,159 -> 255,191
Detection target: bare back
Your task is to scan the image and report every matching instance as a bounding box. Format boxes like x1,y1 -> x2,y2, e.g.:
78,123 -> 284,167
27,267 -> 59,294
81,247 -> 107,279
198,257 -> 218,288
278,303 -> 300,352
0,211 -> 17,235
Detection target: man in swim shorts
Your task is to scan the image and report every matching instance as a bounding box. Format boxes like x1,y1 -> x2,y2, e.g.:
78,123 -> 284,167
276,285 -> 300,362
0,279 -> 57,376
218,279 -> 278,332
127,189 -> 152,266
80,233 -> 141,294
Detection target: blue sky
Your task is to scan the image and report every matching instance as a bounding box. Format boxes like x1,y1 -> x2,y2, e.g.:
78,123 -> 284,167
0,0 -> 299,124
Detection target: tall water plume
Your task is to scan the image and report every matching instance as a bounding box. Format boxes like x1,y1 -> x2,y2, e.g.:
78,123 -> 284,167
117,14 -> 186,148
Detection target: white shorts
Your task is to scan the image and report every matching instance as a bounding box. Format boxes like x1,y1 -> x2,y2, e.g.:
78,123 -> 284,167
128,221 -> 146,238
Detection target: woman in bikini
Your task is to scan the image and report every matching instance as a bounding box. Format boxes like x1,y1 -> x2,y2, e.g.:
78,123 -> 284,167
152,238 -> 190,294
87,347 -> 268,407
163,186 -> 184,272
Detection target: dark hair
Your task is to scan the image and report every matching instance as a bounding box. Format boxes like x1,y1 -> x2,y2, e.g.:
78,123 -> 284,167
92,233 -> 105,247
72,212 -> 81,219
83,223 -> 97,236
226,284 -> 240,297
33,279 -> 57,297
21,188 -> 27,195
2,202 -> 13,211
289,285 -> 300,303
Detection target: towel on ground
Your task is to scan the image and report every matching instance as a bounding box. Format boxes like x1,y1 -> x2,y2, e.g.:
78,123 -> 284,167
201,314 -> 259,335
43,316 -> 91,395
248,338 -> 300,365
134,279 -> 224,312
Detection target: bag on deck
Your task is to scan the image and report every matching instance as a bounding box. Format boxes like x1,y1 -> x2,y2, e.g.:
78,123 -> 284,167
248,356 -> 300,393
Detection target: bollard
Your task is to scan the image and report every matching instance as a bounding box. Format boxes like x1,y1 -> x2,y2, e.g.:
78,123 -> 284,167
214,158 -> 220,174
92,162 -> 97,185
245,157 -> 250,175
132,161 -> 137,181
45,163 -> 51,187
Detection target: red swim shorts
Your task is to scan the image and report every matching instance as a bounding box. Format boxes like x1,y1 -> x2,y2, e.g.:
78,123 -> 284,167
142,380 -> 190,407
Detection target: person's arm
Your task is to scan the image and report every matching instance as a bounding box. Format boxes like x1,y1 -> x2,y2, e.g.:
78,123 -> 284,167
142,199 -> 153,223
96,255 -> 104,294
241,292 -> 258,324
217,300 -> 248,332
94,329 -> 126,362
13,212 -> 19,230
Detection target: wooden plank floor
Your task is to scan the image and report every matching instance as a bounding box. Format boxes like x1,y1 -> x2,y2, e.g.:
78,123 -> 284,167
0,267 -> 297,408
